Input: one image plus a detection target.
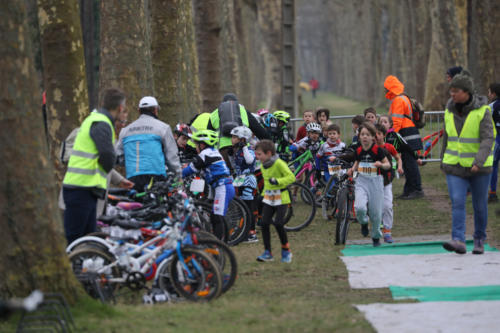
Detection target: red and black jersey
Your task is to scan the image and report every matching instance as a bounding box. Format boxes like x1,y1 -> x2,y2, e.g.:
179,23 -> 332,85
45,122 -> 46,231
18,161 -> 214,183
378,143 -> 397,185
354,144 -> 387,176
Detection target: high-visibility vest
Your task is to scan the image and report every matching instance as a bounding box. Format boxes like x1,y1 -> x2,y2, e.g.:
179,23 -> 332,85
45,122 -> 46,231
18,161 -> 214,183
63,111 -> 115,189
443,105 -> 496,167
187,112 -> 211,149
210,105 -> 249,148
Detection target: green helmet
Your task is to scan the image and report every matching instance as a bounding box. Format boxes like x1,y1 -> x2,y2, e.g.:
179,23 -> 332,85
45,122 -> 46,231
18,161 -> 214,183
273,110 -> 290,123
190,129 -> 218,146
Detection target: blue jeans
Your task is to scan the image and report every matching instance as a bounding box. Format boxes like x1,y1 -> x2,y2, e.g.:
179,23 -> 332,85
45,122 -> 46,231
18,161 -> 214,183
490,136 -> 500,193
446,173 -> 491,242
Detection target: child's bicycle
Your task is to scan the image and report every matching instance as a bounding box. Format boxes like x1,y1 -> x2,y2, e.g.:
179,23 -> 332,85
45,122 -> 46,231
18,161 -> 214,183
287,150 -> 323,206
320,159 -> 353,220
334,170 -> 358,245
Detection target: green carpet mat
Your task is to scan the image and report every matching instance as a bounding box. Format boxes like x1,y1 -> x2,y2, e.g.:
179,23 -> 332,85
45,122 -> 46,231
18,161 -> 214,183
341,240 -> 498,257
390,285 -> 500,302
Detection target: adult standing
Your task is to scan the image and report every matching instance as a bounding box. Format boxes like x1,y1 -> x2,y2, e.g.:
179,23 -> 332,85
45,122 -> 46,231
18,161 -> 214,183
116,96 -> 181,191
441,73 -> 495,254
488,83 -> 500,203
208,93 -> 269,171
309,77 -> 319,98
62,88 -> 125,244
384,75 -> 424,199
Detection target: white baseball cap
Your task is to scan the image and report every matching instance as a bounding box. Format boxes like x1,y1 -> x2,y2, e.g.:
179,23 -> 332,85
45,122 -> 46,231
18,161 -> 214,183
138,96 -> 159,108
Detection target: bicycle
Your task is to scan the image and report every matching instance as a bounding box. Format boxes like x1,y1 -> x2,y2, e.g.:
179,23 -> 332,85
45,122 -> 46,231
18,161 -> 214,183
334,171 -> 358,245
287,150 -> 324,206
320,159 -> 353,220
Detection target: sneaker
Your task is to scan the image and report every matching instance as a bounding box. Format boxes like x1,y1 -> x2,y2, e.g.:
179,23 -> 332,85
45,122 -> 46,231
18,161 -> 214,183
443,240 -> 466,254
401,190 -> 424,200
281,249 -> 293,263
372,238 -> 381,247
256,250 -> 274,262
383,233 -> 394,243
243,233 -> 259,243
472,238 -> 485,255
361,224 -> 369,237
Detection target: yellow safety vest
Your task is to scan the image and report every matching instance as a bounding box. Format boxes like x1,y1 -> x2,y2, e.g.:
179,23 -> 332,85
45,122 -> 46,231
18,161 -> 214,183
210,105 -> 249,148
63,111 -> 116,189
443,105 -> 496,167
187,112 -> 211,149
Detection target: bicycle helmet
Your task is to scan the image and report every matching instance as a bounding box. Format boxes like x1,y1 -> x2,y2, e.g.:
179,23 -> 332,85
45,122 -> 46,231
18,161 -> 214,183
230,126 -> 252,141
175,123 -> 191,137
263,113 -> 277,128
273,110 -> 290,123
306,122 -> 322,133
190,129 -> 218,146
257,108 -> 269,117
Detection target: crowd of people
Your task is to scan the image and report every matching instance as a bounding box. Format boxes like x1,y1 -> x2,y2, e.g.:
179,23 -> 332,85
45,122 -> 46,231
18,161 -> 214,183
60,68 -> 499,258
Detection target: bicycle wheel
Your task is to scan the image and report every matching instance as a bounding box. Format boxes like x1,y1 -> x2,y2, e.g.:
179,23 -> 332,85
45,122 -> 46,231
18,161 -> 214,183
321,175 -> 338,220
68,246 -> 121,302
335,188 -> 351,245
283,182 -> 316,232
226,198 -> 250,246
167,247 -> 222,302
193,237 -> 238,294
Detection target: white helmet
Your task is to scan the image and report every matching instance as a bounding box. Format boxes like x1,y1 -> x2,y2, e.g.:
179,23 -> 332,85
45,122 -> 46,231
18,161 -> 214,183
306,122 -> 322,133
230,126 -> 253,141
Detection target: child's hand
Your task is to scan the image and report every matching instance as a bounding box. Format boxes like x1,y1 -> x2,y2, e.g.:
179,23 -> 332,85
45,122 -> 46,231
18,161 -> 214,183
269,178 -> 278,185
328,156 -> 336,162
373,161 -> 382,168
347,168 -> 353,177
417,158 -> 423,166
397,167 -> 404,175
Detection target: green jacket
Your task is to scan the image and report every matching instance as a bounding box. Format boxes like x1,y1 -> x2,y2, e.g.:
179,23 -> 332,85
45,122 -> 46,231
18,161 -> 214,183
261,157 -> 296,205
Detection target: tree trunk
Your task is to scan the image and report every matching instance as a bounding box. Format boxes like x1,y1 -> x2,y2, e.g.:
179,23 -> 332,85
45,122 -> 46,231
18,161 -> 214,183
38,0 -> 89,185
151,0 -> 201,125
99,0 -> 153,118
0,0 -> 81,301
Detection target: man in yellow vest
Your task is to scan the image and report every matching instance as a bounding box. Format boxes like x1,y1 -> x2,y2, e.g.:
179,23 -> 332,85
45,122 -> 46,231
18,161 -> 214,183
440,73 -> 496,255
62,88 -> 126,244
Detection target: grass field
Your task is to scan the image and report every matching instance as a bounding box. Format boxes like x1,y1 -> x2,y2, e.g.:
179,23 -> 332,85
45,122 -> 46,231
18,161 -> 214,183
2,94 -> 499,332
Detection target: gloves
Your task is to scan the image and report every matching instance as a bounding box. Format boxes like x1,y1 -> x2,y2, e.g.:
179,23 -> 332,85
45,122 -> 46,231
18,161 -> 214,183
269,177 -> 278,185
238,141 -> 246,149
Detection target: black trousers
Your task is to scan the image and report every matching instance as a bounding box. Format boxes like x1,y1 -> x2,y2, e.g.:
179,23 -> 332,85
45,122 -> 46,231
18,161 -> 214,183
401,150 -> 422,195
261,204 -> 288,252
63,188 -> 97,244
129,174 -> 167,192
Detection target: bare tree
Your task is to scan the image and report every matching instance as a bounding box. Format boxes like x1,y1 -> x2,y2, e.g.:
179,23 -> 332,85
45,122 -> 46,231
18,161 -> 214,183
38,0 -> 89,184
0,0 -> 81,301
99,0 -> 153,117
151,0 -> 201,125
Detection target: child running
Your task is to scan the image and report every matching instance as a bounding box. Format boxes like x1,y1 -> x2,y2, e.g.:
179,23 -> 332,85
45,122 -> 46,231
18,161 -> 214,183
230,126 -> 259,243
316,124 -> 346,183
182,130 -> 235,240
255,140 -> 295,263
375,123 -> 403,243
348,122 -> 391,247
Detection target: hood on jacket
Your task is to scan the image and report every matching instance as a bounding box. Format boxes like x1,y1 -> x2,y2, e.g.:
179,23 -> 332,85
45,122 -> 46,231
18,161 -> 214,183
384,75 -> 405,100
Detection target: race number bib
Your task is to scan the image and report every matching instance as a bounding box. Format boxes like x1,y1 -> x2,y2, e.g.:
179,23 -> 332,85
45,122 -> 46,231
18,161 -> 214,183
263,189 -> 282,206
189,178 -> 205,193
328,164 -> 342,175
233,175 -> 245,187
358,162 -> 378,177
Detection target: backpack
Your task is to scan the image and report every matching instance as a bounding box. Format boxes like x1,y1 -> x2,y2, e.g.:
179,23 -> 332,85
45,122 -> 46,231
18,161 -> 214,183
59,127 -> 80,164
401,94 -> 425,129
218,100 -> 243,136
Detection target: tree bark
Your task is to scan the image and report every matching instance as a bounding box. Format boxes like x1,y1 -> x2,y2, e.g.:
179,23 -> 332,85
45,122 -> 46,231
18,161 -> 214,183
0,0 -> 81,301
99,0 -> 153,117
38,0 -> 89,184
151,0 -> 201,125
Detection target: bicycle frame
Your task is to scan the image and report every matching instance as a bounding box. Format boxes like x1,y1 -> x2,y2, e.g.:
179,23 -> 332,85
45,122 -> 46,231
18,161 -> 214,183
288,150 -> 316,187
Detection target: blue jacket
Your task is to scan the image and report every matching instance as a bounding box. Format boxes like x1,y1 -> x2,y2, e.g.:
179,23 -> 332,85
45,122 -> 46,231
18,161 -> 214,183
182,147 -> 232,187
116,114 -> 181,178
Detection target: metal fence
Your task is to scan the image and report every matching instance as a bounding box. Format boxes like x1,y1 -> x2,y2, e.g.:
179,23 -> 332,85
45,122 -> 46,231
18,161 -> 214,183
289,111 -> 445,162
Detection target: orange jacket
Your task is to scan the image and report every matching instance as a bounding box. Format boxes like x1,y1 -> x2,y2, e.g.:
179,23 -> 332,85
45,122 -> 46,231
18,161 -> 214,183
384,75 -> 415,133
